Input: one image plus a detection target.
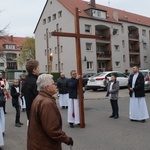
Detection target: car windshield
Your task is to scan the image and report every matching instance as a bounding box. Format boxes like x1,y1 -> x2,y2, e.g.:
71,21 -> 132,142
96,72 -> 107,77
141,71 -> 148,77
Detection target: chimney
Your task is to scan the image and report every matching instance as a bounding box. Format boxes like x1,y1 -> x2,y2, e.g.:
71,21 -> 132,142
91,0 -> 95,7
10,35 -> 13,41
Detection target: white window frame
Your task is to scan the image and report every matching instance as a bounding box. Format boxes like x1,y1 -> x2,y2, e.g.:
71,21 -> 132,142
114,45 -> 120,51
115,61 -> 120,68
58,11 -> 62,18
85,25 -> 91,33
144,56 -> 148,62
86,43 -> 92,51
53,14 -> 56,20
43,18 -> 46,25
87,61 -> 93,70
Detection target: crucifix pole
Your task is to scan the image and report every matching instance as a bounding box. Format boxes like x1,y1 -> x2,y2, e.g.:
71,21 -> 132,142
75,8 -> 85,128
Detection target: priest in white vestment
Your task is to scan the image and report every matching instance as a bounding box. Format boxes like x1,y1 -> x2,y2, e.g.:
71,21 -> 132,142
128,66 -> 149,123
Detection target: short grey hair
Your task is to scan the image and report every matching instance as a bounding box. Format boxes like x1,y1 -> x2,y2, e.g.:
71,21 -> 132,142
37,74 -> 53,91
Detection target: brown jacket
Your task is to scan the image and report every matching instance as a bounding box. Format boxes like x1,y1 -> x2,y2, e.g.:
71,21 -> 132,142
27,90 -> 70,150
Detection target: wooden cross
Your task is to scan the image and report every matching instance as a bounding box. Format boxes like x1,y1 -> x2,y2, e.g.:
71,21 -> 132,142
52,8 -> 102,128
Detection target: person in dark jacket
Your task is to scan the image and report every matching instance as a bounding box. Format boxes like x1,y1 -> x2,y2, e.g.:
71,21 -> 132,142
57,73 -> 69,109
106,74 -> 119,119
23,59 -> 39,120
11,79 -> 23,127
128,66 -> 149,122
67,70 -> 81,128
27,74 -> 73,150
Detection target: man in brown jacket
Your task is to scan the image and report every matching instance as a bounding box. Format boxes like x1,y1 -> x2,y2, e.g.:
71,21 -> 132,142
27,74 -> 73,150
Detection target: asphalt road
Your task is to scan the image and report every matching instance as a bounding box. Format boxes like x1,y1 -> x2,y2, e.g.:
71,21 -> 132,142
2,89 -> 150,150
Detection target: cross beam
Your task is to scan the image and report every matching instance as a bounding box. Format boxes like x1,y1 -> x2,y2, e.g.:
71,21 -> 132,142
51,8 -> 102,128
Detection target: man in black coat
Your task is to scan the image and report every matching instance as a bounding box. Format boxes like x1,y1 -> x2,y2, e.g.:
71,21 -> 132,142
128,66 -> 149,123
57,73 -> 69,109
67,70 -> 81,128
23,59 -> 39,120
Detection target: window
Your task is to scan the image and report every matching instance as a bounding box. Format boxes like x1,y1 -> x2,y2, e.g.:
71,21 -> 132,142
0,63 -> 4,67
61,63 -> 63,70
85,25 -> 91,33
50,1 -> 52,4
55,64 -> 58,70
60,46 -> 63,52
53,14 -> 56,20
45,65 -> 47,71
123,55 -> 126,62
92,9 -> 106,19
55,47 -> 57,54
60,28 -> 62,32
87,61 -> 93,70
86,43 -> 92,51
47,16 -> 51,22
115,61 -> 120,67
122,40 -> 125,47
44,34 -> 46,40
58,11 -> 62,18
114,45 -> 119,51
144,56 -> 148,62
121,25 -> 124,33
45,49 -> 47,56
5,44 -> 15,49
142,29 -> 146,36
113,29 -> 119,35
143,43 -> 147,49
43,18 -> 46,25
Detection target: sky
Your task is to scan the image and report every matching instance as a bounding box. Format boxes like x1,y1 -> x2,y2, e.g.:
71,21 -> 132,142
0,0 -> 150,37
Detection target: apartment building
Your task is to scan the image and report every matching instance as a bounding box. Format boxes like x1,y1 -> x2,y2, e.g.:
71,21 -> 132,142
0,35 -> 26,71
34,0 -> 150,76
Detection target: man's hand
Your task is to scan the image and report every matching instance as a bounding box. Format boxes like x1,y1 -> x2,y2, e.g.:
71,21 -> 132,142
76,74 -> 81,79
67,137 -> 73,146
130,88 -> 133,91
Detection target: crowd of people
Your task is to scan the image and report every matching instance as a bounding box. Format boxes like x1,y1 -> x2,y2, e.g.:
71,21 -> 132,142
0,59 -> 149,150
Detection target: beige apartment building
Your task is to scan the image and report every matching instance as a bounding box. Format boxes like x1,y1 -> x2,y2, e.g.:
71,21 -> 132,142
34,0 -> 150,76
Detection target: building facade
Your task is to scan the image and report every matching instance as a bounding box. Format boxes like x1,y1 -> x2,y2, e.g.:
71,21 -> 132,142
34,0 -> 150,76
0,35 -> 26,71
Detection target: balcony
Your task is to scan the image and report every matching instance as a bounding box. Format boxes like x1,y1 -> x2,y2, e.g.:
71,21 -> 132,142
130,62 -> 140,67
128,34 -> 139,40
129,48 -> 140,54
95,34 -> 110,41
97,51 -> 111,60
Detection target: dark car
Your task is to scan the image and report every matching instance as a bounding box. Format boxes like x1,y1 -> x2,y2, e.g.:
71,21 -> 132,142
82,73 -> 96,87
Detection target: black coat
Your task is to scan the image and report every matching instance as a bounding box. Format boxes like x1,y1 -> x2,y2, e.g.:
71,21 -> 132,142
67,78 -> 78,99
10,85 -> 20,107
57,77 -> 68,94
23,74 -> 38,119
128,72 -> 145,97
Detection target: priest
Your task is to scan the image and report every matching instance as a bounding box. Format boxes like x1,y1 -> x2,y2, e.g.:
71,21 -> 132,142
128,66 -> 149,123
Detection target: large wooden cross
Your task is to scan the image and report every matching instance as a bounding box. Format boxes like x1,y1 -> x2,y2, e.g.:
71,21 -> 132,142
52,8 -> 102,128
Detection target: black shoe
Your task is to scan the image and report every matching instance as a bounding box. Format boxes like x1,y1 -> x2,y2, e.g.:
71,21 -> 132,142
141,119 -> 146,123
130,119 -> 138,122
0,147 -> 2,150
114,115 -> 119,119
2,132 -> 4,137
69,123 -> 74,128
65,106 -> 68,109
15,123 -> 21,127
4,112 -> 7,114
109,115 -> 114,118
19,122 -> 24,125
62,106 -> 65,109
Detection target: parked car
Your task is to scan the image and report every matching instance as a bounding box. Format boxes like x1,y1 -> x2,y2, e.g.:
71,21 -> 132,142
82,73 -> 96,86
140,70 -> 150,91
86,71 -> 128,91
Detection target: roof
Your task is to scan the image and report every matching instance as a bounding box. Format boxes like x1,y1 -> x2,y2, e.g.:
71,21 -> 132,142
34,0 -> 150,33
0,36 -> 26,51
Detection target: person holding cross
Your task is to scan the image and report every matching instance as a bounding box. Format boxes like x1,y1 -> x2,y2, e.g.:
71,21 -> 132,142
67,70 -> 81,128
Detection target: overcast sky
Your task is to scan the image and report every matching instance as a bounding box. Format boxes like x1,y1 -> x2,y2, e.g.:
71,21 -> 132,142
0,0 -> 150,37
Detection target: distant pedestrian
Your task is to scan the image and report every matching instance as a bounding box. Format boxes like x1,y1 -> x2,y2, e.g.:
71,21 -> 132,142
67,70 -> 81,128
19,74 -> 26,111
0,73 -> 10,114
106,74 -> 119,119
10,79 -> 23,127
57,73 -> 69,109
27,74 -> 73,150
23,59 -> 39,120
128,66 -> 149,123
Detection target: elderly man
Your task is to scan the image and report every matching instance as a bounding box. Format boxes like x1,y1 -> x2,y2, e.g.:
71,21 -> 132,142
57,73 -> 69,109
27,74 -> 73,150
128,66 -> 149,123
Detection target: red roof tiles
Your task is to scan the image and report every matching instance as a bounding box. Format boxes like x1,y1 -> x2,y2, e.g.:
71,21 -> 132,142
0,36 -> 26,51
